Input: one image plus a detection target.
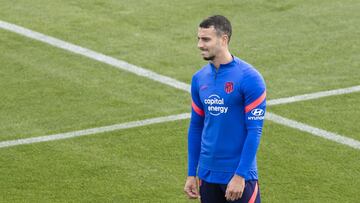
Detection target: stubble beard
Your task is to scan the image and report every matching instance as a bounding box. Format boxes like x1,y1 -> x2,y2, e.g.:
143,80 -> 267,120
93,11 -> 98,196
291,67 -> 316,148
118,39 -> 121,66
201,45 -> 219,61
203,55 -> 215,61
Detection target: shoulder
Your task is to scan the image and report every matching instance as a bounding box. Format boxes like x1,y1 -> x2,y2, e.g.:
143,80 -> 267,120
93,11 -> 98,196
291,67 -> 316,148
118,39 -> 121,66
232,57 -> 266,93
234,57 -> 265,84
192,63 -> 211,81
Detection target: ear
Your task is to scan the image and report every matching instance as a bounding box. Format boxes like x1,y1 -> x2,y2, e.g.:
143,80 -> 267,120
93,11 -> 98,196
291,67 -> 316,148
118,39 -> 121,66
221,35 -> 229,46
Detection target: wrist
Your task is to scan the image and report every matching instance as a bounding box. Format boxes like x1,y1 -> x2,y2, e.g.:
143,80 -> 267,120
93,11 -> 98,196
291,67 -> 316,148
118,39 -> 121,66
235,170 -> 246,179
233,174 -> 245,181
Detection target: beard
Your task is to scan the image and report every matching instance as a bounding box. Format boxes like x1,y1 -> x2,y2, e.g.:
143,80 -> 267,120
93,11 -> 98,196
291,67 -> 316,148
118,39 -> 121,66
200,47 -> 217,61
203,55 -> 215,61
200,49 -> 216,61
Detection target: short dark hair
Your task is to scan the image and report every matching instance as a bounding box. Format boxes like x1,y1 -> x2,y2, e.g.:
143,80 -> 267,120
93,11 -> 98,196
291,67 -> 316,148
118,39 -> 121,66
199,15 -> 232,43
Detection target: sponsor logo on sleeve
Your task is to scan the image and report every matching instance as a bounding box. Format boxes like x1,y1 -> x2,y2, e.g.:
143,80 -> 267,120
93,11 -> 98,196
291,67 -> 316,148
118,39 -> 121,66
248,108 -> 265,120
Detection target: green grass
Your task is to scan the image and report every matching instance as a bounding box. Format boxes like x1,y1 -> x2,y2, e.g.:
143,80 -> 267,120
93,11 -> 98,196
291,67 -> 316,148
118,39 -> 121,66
0,0 -> 359,202
1,120 -> 359,202
0,29 -> 189,141
0,121 -> 189,202
0,0 -> 359,99
269,92 -> 360,140
259,121 -> 360,202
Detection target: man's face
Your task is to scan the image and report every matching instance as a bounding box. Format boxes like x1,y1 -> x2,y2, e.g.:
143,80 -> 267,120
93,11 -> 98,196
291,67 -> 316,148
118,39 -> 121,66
197,26 -> 223,61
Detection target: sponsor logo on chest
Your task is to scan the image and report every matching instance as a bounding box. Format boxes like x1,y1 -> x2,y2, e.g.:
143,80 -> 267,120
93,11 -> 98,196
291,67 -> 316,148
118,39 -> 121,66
204,94 -> 228,116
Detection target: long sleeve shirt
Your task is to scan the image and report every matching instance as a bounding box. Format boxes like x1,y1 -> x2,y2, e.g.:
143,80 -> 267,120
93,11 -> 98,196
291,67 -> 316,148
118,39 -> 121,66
188,56 -> 266,184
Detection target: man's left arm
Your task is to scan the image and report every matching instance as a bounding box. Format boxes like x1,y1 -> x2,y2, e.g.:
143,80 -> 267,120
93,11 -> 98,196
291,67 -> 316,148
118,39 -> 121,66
225,68 -> 266,201
235,78 -> 266,178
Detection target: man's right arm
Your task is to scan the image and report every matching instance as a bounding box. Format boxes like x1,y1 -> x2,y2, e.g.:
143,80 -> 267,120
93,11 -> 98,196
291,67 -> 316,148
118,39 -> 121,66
184,75 -> 204,199
187,75 -> 205,176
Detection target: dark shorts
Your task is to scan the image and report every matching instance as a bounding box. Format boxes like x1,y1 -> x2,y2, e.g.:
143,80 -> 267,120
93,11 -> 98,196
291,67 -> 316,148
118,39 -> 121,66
199,179 -> 261,203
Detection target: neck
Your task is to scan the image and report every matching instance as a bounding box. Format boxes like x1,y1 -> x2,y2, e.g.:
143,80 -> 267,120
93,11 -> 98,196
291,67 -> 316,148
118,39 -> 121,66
212,50 -> 232,69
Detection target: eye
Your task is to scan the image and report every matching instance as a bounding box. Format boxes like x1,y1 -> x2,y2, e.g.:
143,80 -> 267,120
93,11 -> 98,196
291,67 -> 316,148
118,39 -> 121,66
197,37 -> 211,43
201,37 -> 210,42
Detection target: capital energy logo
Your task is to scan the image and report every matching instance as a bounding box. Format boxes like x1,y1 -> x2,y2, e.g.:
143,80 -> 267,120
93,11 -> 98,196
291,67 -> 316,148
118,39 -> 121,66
248,108 -> 265,120
204,94 -> 228,116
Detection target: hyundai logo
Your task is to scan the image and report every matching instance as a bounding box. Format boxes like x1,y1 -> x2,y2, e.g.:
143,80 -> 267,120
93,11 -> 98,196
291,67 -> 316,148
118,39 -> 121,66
251,108 -> 264,116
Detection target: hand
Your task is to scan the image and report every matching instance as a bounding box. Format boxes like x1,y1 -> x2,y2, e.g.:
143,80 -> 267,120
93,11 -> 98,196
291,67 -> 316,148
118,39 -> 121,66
184,176 -> 200,199
225,175 -> 245,201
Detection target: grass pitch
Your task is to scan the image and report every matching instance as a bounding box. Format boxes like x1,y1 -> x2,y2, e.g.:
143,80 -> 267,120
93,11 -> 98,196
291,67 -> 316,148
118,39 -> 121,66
0,0 -> 359,202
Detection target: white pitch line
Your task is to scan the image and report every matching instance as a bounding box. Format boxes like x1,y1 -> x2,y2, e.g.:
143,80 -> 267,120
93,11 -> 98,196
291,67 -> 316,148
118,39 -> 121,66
268,85 -> 360,106
0,20 -> 190,93
1,20 -> 358,105
0,20 -> 359,150
0,113 -> 190,149
266,112 -> 360,150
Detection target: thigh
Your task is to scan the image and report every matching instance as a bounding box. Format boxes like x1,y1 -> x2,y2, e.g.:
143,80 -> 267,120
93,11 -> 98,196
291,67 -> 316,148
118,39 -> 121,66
199,179 -> 227,203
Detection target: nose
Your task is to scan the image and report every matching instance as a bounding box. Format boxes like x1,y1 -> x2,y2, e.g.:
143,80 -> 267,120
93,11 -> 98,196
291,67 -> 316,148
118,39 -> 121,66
197,40 -> 203,49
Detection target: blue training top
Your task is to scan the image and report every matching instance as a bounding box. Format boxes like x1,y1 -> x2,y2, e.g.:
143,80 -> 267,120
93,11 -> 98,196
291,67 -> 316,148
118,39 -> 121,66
188,56 -> 266,184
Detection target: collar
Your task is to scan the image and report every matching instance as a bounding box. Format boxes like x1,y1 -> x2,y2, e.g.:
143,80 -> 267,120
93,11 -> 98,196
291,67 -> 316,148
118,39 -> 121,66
210,55 -> 237,70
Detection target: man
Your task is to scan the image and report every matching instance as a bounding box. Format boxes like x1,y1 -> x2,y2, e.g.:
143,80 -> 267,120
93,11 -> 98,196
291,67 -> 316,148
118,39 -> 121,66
184,15 -> 266,203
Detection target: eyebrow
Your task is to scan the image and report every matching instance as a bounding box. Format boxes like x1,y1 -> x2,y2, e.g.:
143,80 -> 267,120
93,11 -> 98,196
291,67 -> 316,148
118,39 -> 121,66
198,36 -> 211,40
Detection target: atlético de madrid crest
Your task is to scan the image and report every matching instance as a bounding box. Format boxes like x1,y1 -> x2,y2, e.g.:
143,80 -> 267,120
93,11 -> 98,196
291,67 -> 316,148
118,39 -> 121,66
224,81 -> 234,94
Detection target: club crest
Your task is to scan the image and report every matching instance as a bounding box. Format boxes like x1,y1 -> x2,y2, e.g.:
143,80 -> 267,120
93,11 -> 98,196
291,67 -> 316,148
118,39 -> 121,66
224,81 -> 234,94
